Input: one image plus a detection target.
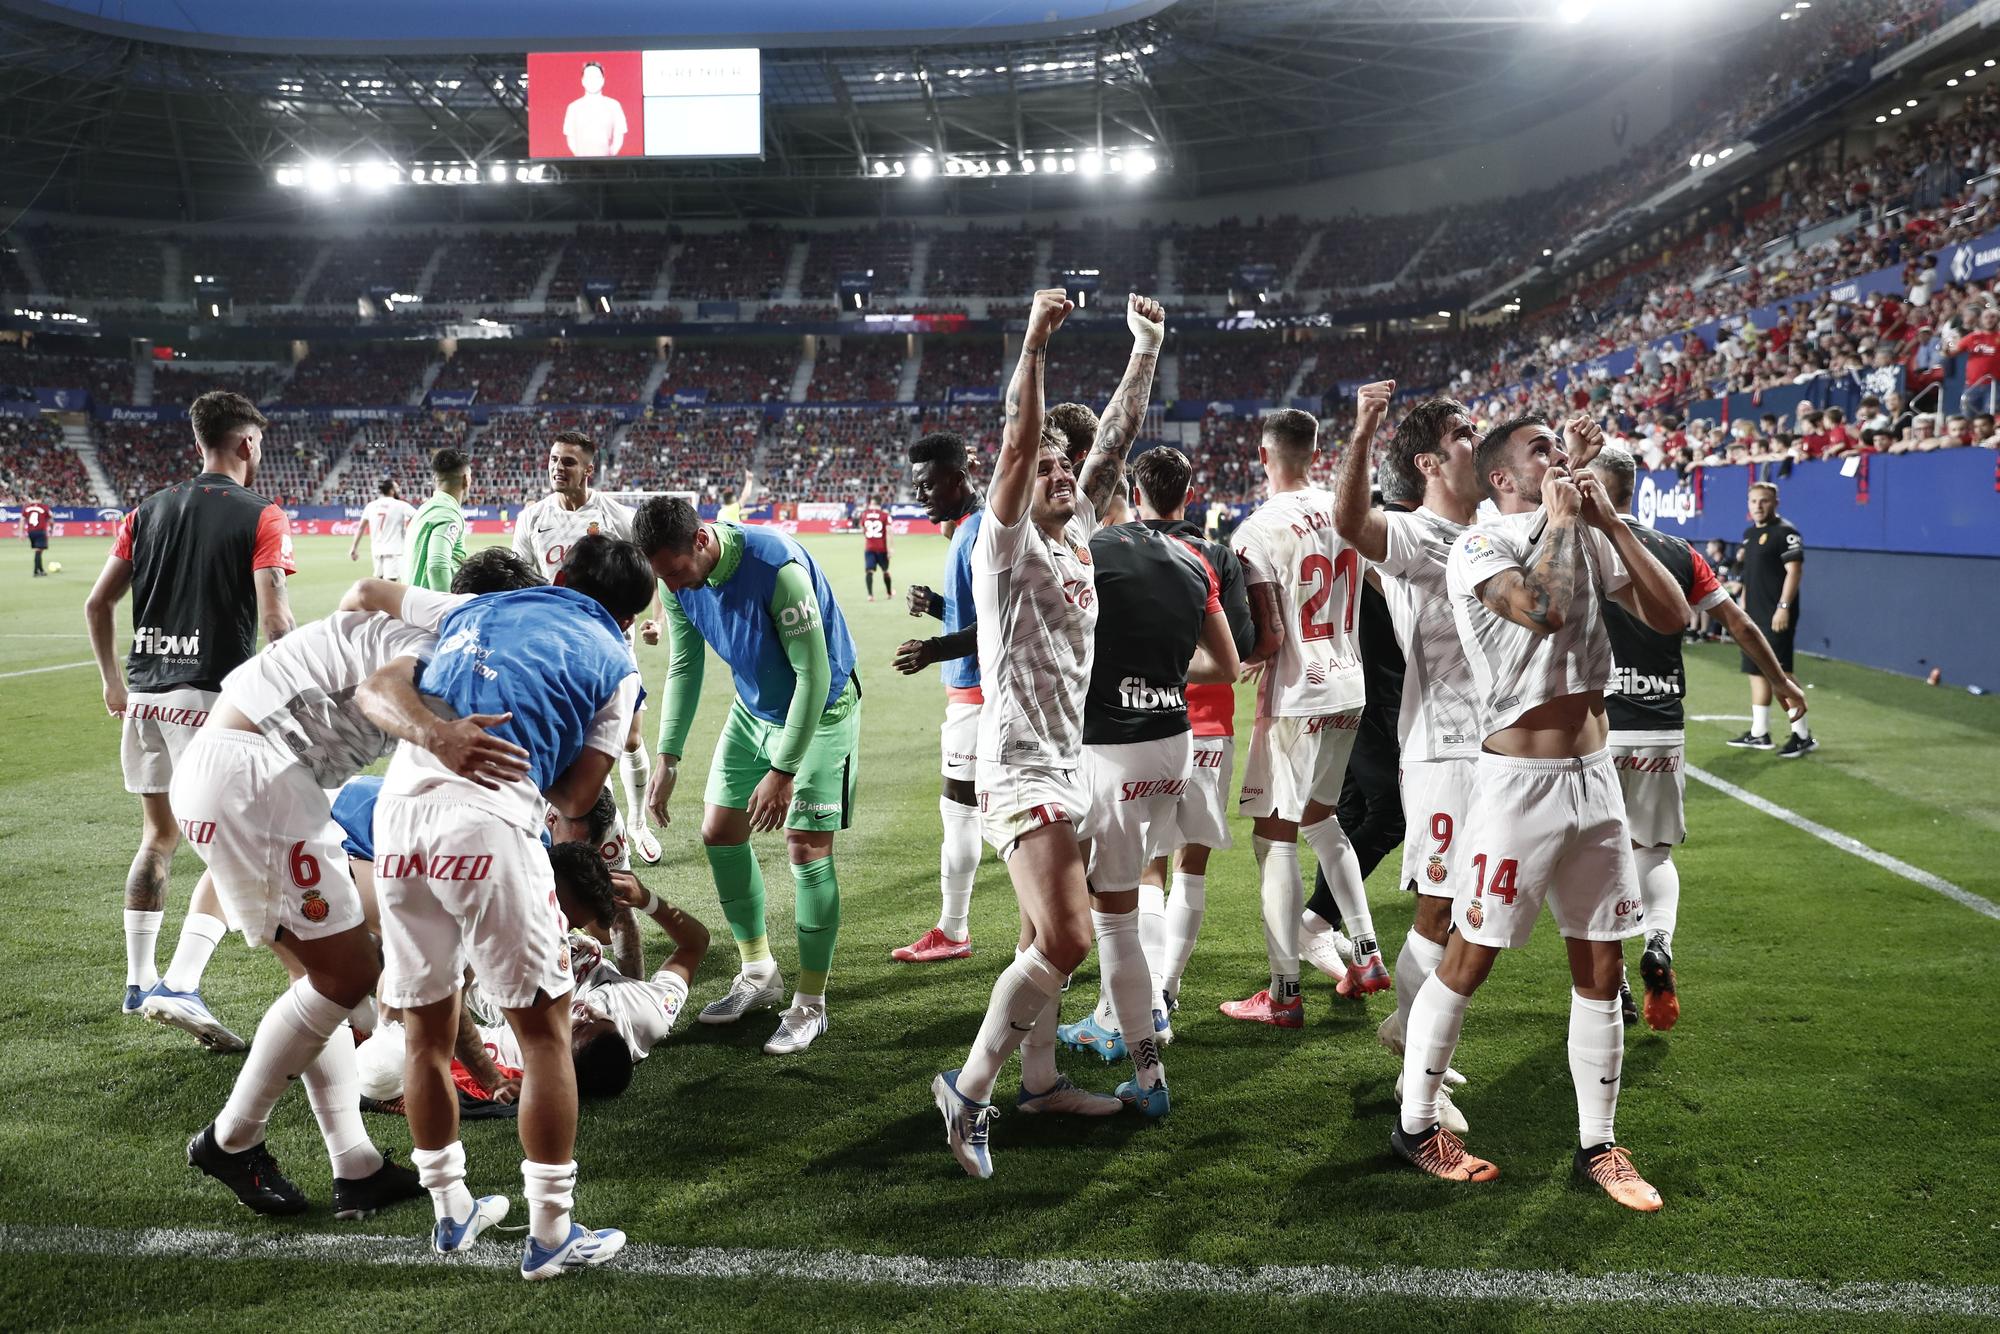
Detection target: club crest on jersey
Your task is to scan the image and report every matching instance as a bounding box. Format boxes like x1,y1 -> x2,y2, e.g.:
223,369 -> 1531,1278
587,522 -> 601,535
1465,899 -> 1485,929
1426,856 -> 1448,885
1074,545 -> 1091,565
300,888 -> 330,923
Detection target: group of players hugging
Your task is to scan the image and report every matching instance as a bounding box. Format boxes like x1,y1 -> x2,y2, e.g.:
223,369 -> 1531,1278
82,288 -> 1806,1279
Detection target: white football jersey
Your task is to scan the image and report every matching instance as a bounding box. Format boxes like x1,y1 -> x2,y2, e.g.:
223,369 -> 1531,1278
1233,486 -> 1366,719
220,588 -> 467,787
1376,507 -> 1480,763
362,497 -> 417,555
513,491 -> 638,579
544,795 -> 633,873
973,496 -> 1100,769
1446,509 -> 1630,740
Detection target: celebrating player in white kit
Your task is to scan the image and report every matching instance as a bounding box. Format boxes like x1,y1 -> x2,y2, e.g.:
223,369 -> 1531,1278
513,428 -> 664,865
1393,413 -> 1689,1211
932,290 -> 1161,1178
1330,382 -> 1485,1130
1222,408 -> 1387,1029
349,479 -> 417,580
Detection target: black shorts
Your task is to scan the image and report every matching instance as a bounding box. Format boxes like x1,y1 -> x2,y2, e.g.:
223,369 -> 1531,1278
864,549 -> 889,571
1741,623 -> 1794,674
28,532 -> 48,550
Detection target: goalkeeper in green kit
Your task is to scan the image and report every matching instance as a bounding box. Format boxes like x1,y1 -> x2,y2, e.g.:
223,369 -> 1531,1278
633,498 -> 861,1055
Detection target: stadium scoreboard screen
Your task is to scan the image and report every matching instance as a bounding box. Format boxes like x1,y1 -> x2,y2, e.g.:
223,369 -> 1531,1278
527,49 -> 762,160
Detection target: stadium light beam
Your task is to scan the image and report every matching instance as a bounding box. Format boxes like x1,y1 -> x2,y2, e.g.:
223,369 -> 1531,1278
911,155 -> 935,180
303,160 -> 337,194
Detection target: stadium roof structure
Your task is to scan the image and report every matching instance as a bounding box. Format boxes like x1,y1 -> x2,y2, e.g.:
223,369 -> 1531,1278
0,0 -> 1651,223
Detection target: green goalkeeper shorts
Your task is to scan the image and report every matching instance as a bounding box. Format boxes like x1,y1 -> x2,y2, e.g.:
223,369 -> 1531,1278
703,684 -> 861,833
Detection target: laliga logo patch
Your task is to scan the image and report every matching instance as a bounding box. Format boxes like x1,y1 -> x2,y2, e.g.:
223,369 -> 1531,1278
300,888 -> 330,923
1461,532 -> 1494,558
1464,899 -> 1484,930
1426,856 -> 1448,885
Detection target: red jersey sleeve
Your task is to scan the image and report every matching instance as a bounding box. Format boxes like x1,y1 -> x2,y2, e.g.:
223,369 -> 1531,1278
252,504 -> 298,573
1688,549 -> 1722,605
112,511 -> 136,561
1174,537 -> 1223,613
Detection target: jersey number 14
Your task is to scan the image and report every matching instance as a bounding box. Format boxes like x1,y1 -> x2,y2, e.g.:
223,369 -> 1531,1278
1298,549 -> 1359,641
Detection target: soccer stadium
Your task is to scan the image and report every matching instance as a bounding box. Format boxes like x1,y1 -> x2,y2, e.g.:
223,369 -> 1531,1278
2,0 -> 1998,1324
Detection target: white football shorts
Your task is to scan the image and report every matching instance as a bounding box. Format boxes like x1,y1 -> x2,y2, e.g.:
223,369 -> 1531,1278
1238,710 -> 1362,822
372,552 -> 407,581
1452,749 -> 1644,950
1396,756 -> 1476,901
121,687 -> 218,795
940,697 -> 980,782
1609,730 -> 1687,848
977,762 -> 1089,860
1080,732 -> 1193,894
1146,734 -> 1235,856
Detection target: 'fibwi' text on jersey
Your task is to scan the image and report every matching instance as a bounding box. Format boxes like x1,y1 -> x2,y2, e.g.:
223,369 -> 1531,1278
1604,516 -> 1728,733
974,495 -> 1099,767
220,589 -> 468,787
1376,507 -> 1480,762
1446,509 -> 1629,740
116,472 -> 297,693
1232,486 -> 1366,719
512,491 -> 637,576
1084,522 -> 1219,746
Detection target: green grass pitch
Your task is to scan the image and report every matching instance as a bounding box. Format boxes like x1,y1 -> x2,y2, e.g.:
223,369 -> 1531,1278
1,533 -> 1996,1331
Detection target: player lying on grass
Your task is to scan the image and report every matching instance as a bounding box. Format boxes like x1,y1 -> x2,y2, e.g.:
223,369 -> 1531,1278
169,549 -> 543,1223
359,533 -> 653,1279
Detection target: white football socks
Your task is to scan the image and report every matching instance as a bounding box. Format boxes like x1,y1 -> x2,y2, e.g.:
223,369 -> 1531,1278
1253,836 -> 1302,1003
1093,908 -> 1164,1090
123,908 -> 163,991
1388,928 -> 1446,1051
959,945 -> 1064,1102
1790,713 -> 1812,739
1015,949 -> 1063,1094
522,1159 -> 578,1248
1751,703 -> 1771,736
299,1025 -> 383,1179
1399,973 -> 1472,1136
1568,989 -> 1625,1148
618,747 -> 650,833
1160,871 -> 1207,1002
1634,846 -> 1679,952
1136,884 -> 1167,996
412,1142 -> 474,1224
1301,815 -> 1378,959
214,977 -> 349,1152
162,911 -> 228,994
937,797 -> 981,939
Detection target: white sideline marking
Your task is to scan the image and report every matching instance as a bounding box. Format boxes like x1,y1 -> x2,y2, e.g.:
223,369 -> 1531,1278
1688,714 -> 1750,722
0,632 -> 88,637
0,659 -> 92,679
0,1224 -> 1994,1317
1687,765 -> 2000,922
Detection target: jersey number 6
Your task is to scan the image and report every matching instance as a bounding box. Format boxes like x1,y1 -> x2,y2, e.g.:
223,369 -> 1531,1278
1299,548 -> 1359,641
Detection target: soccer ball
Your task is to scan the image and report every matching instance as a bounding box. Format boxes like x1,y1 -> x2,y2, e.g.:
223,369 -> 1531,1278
45,561 -> 61,574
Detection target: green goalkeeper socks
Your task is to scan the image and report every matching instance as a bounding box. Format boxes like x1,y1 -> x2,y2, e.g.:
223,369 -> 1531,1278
791,856 -> 840,996
704,842 -> 771,968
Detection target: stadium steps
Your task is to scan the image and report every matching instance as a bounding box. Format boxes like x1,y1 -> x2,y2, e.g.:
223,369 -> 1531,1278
409,358 -> 444,408
649,246 -> 679,306
1283,353 -> 1317,406
413,241 -> 449,301
8,231 -> 50,295
906,234 -> 932,299
519,358 -> 555,405
636,353 -> 669,406
1159,347 -> 1181,403
788,337 -> 815,403
159,240 -> 180,305
66,420 -> 119,507
309,427 -> 367,504
528,244 -> 567,305
1031,234 -> 1054,293
1393,219 -> 1451,288
1283,228 -> 1324,297
1155,233 -> 1177,298
133,354 -> 154,407
288,244 -> 332,306
896,340 -> 922,401
779,238 -> 809,302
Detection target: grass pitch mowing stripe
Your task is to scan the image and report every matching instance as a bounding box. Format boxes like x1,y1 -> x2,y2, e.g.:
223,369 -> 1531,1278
0,659 -> 91,679
1688,764 -> 2000,921
2,1224 -> 1997,1319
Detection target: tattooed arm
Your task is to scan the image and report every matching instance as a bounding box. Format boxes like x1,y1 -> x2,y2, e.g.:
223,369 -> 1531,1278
1078,293 -> 1166,516
1475,473 -> 1584,637
990,288 -> 1073,528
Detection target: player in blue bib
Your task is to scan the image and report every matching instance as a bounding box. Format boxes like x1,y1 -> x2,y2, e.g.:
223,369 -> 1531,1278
634,498 -> 860,1057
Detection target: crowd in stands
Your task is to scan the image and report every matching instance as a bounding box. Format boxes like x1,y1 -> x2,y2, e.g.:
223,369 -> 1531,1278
475,408 -> 628,504
913,339 -> 1002,402
22,226 -> 164,302
547,226 -> 668,304
97,419 -> 193,505
761,304 -> 842,322
1173,215 -> 1313,298
803,226 -> 915,301
612,407 -> 762,504
539,344 -> 660,404
308,233 -> 442,305
343,414 -> 474,506
1045,220 -> 1161,299
277,345 -> 434,406
0,344 -> 132,402
180,234 -> 324,305
151,361 -> 289,406
1041,332 -> 1132,411
428,342 -> 547,405
430,234 -> 558,307
927,226 -> 1038,295
916,405 -> 999,472
806,338 -> 906,401
658,340 -> 799,403
1178,335 -> 1309,402
1299,212 -> 1430,291
668,226 -> 790,302
0,414 -> 93,505
254,415 -> 348,505
767,407 -> 910,503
